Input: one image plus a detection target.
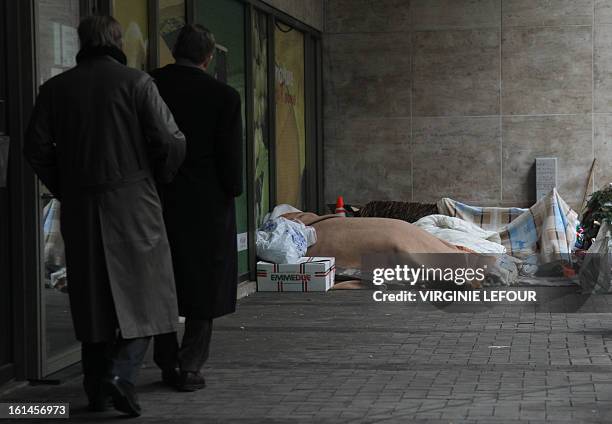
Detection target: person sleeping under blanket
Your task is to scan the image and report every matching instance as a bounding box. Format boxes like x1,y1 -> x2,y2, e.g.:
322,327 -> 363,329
281,212 -> 493,289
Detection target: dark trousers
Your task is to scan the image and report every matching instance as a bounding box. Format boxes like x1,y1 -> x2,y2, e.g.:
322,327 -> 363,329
154,318 -> 213,373
82,336 -> 150,390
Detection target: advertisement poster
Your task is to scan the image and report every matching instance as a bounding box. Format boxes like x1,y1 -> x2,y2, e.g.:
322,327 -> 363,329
274,23 -> 306,210
252,10 -> 270,227
113,0 -> 148,71
158,0 -> 185,67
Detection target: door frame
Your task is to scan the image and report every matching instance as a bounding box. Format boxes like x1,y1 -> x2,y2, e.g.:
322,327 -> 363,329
31,0 -> 98,377
6,0 -> 42,381
4,0 -> 97,382
0,0 -> 14,385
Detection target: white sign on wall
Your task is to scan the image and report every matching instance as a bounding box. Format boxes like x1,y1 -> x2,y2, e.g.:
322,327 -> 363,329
237,232 -> 248,252
536,157 -> 557,200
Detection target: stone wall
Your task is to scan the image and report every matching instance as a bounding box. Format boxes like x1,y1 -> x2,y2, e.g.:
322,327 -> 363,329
323,0 -> 612,209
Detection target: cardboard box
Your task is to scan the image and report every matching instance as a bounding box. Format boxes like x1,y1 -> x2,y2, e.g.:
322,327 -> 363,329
257,257 -> 335,292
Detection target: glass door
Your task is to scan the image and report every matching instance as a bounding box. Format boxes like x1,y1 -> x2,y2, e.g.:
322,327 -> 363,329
195,0 -> 250,277
33,0 -> 82,375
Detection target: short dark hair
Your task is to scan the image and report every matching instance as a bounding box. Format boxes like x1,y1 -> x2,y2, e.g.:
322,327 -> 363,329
172,24 -> 216,64
78,15 -> 122,49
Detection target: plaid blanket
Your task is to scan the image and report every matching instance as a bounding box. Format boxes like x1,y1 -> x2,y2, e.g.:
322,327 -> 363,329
438,189 -> 578,264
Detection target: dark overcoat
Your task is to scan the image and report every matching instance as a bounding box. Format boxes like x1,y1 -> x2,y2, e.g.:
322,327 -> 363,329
24,52 -> 186,342
150,64 -> 243,320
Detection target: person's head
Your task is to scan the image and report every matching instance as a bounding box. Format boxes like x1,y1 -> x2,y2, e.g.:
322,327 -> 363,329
173,24 -> 216,69
78,15 -> 123,50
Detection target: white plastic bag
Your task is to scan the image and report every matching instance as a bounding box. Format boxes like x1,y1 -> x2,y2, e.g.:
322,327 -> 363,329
263,204 -> 303,222
303,225 -> 317,247
256,217 -> 310,264
579,222 -> 612,293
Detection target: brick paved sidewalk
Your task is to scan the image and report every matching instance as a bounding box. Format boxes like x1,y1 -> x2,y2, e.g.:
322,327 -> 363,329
3,289 -> 612,423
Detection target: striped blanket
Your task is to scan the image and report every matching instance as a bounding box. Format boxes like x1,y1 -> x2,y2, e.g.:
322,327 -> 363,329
438,189 -> 578,264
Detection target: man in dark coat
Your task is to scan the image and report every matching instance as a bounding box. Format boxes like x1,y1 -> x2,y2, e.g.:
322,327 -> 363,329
24,16 -> 186,417
150,24 -> 243,391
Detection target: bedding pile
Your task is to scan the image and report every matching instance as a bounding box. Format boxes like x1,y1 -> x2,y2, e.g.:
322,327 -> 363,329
259,190 -> 578,288
437,189 -> 578,265
580,221 -> 612,293
283,212 -> 466,270
414,214 -> 506,255
280,211 -> 489,286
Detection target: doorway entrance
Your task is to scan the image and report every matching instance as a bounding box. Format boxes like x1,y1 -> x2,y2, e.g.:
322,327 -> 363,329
33,0 -> 83,375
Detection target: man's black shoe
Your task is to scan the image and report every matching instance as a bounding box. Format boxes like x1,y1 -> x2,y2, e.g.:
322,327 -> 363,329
102,376 -> 142,417
84,376 -> 111,412
87,394 -> 113,412
177,371 -> 206,392
161,368 -> 180,388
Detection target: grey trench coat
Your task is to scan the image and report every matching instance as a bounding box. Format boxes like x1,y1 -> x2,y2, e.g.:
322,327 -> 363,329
24,51 -> 186,342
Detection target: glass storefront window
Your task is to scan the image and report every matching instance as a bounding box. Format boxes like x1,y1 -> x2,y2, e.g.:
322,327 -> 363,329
35,0 -> 80,85
159,0 -> 185,67
34,0 -> 81,367
274,22 -> 306,210
195,0 -> 249,275
253,10 -> 270,227
113,0 -> 149,70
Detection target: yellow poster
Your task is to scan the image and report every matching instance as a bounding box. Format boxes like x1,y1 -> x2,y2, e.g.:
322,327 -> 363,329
113,0 -> 148,70
253,11 -> 270,226
274,23 -> 305,209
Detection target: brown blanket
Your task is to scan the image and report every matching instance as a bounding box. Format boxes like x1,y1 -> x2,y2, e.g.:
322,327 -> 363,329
283,212 -> 467,272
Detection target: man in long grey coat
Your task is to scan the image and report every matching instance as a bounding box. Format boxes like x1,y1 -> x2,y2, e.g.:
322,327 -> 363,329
24,16 -> 185,417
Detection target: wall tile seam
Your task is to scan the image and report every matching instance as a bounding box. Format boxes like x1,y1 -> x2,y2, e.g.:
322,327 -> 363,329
322,0 -> 326,34
325,117 -> 414,121
410,28 -> 414,202
592,0 -> 596,191
413,27 -> 502,33
324,30 -> 413,36
327,25 -> 597,36
499,0 -> 503,203
410,27 -> 503,31
411,114 -> 501,119
501,24 -> 594,30
409,114 -> 592,119
323,0 -> 327,33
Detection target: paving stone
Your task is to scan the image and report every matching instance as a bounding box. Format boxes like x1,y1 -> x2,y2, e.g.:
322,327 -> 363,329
2,291 -> 612,422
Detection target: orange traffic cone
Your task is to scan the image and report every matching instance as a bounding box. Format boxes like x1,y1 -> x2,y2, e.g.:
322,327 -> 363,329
335,196 -> 347,217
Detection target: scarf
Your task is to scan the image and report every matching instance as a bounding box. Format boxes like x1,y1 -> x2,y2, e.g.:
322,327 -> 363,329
76,45 -> 127,66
